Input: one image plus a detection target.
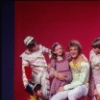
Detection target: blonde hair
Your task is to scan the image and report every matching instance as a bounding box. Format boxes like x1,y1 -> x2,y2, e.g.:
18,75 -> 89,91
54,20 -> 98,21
68,40 -> 82,54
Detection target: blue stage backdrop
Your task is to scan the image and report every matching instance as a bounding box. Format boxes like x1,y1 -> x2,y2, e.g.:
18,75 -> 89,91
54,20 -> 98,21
2,1 -> 14,100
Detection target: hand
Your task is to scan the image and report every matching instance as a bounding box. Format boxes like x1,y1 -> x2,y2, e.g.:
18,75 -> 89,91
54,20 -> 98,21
47,63 -> 51,72
25,84 -> 28,88
94,89 -> 99,96
54,71 -> 58,78
57,73 -> 66,81
57,87 -> 64,93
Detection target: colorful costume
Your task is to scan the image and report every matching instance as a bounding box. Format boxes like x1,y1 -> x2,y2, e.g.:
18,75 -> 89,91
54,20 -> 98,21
29,95 -> 44,100
20,44 -> 51,99
25,81 -> 44,100
51,58 -> 90,100
90,50 -> 100,99
49,52 -> 72,99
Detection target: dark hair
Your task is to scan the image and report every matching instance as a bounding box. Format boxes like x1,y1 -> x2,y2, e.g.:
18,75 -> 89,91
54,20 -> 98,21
92,38 -> 100,49
25,82 -> 41,95
27,39 -> 37,49
68,40 -> 82,54
51,42 -> 65,60
34,84 -> 41,93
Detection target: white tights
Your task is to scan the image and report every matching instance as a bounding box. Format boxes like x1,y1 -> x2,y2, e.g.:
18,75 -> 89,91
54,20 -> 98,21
51,85 -> 88,100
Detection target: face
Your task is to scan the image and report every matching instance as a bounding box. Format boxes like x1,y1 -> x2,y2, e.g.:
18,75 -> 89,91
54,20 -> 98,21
54,45 -> 63,56
69,46 -> 79,59
29,44 -> 39,52
93,47 -> 100,54
36,89 -> 42,97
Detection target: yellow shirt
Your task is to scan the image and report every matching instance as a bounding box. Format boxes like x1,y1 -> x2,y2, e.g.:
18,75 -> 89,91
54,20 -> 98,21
64,59 -> 90,90
30,95 -> 44,100
30,96 -> 36,100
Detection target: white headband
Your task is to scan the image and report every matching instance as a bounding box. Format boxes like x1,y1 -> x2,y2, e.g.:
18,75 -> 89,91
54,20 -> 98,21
24,36 -> 34,46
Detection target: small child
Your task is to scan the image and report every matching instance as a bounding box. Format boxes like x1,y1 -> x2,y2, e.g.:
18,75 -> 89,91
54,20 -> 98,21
20,36 -> 51,100
25,81 -> 44,100
89,38 -> 100,100
49,42 -> 72,99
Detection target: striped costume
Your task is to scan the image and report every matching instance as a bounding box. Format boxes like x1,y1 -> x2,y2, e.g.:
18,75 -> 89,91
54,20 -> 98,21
20,44 -> 51,99
90,50 -> 100,99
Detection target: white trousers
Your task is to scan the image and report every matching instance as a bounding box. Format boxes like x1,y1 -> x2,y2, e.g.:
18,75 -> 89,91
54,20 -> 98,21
51,85 -> 88,100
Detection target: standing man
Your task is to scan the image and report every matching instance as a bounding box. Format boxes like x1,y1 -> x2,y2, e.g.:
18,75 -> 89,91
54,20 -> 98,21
51,40 -> 90,100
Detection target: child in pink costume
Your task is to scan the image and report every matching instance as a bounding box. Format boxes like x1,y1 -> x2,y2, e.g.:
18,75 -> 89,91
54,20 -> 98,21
89,38 -> 100,100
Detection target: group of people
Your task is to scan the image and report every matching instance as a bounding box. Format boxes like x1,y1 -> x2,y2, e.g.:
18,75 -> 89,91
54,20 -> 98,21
20,36 -> 100,100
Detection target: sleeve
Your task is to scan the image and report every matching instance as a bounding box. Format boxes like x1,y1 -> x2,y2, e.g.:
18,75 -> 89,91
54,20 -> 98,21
49,59 -> 56,77
22,59 -> 30,88
64,62 -> 90,90
96,84 -> 100,96
89,50 -> 93,61
65,52 -> 72,61
41,45 -> 51,58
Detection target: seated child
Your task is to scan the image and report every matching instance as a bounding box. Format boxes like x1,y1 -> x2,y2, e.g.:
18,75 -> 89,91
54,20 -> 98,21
89,38 -> 100,100
49,42 -> 72,99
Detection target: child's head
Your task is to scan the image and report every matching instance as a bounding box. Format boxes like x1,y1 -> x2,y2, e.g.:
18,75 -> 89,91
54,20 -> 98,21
51,42 -> 65,60
68,40 -> 82,59
25,81 -> 42,97
24,36 -> 38,52
92,38 -> 100,54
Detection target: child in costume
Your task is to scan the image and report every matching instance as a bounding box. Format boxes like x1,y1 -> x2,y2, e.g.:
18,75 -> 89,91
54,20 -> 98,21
20,36 -> 51,100
49,42 -> 72,99
25,81 -> 44,100
89,38 -> 100,100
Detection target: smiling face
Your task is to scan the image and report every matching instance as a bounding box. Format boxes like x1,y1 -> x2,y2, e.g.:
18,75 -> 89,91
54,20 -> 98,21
68,40 -> 82,59
54,44 -> 63,56
69,46 -> 79,59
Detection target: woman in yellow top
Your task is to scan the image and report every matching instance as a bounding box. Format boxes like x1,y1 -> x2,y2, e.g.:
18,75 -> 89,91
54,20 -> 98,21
25,81 -> 44,100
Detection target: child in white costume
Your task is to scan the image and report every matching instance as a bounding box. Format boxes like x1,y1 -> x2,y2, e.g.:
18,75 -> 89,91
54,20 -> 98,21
20,36 -> 51,100
89,38 -> 100,100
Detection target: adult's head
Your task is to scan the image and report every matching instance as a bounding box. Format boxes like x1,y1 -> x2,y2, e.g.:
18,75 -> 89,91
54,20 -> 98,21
68,40 -> 82,59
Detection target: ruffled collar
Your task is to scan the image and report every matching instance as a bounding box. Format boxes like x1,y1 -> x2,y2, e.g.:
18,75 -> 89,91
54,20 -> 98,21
70,58 -> 83,68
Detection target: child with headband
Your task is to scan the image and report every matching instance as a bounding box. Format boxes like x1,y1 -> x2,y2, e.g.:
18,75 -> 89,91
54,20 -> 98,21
20,36 -> 51,100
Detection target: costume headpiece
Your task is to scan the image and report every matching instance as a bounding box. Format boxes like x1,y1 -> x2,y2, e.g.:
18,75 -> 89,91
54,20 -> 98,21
24,36 -> 34,46
25,81 -> 40,95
